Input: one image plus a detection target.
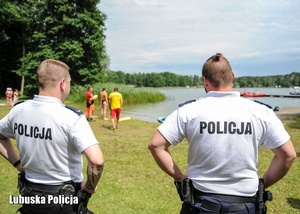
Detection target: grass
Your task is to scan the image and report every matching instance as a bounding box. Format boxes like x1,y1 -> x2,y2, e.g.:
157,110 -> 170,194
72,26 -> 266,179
0,102 -> 299,214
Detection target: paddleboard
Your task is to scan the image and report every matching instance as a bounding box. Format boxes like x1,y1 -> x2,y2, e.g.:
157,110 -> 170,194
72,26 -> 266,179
119,117 -> 131,121
157,117 -> 165,123
90,95 -> 98,101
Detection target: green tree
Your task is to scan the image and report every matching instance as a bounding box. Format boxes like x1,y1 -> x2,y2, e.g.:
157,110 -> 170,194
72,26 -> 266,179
1,0 -> 107,95
0,0 -> 24,93
162,71 -> 178,86
288,72 -> 300,86
192,75 -> 202,87
134,73 -> 144,87
115,71 -> 126,84
125,73 -> 135,85
178,75 -> 188,87
105,71 -> 119,84
154,73 -> 165,87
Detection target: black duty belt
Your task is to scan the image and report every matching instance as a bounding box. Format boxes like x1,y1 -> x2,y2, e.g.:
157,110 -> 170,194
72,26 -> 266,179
25,180 -> 80,196
194,189 -> 255,203
194,189 -> 255,212
26,180 -> 62,192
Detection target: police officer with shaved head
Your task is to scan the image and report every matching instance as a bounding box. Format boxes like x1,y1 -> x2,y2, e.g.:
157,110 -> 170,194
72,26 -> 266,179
148,53 -> 296,214
0,59 -> 104,214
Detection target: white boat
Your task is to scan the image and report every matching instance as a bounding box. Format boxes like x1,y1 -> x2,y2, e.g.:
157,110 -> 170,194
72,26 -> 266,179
290,86 -> 300,95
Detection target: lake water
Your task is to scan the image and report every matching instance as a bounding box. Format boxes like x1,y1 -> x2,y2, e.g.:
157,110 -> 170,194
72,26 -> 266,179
121,88 -> 300,123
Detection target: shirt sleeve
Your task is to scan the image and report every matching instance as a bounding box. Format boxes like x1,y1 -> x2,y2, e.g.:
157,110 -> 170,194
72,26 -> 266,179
262,111 -> 290,149
70,116 -> 99,153
158,109 -> 185,146
0,110 -> 15,139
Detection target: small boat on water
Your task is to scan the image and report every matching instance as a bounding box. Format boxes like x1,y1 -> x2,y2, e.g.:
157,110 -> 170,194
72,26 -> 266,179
289,86 -> 300,95
240,90 -> 266,97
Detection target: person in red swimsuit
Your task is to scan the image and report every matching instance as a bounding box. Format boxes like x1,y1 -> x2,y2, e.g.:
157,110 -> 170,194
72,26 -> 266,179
85,86 -> 94,121
5,87 -> 13,106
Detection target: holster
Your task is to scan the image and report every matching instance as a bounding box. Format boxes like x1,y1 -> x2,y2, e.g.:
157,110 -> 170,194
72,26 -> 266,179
255,178 -> 273,214
174,178 -> 194,204
76,190 -> 93,214
17,172 -> 26,195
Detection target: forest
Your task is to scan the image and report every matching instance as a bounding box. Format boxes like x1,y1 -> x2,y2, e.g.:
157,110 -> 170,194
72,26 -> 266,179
99,70 -> 300,89
1,0 -> 299,97
0,0 -> 108,95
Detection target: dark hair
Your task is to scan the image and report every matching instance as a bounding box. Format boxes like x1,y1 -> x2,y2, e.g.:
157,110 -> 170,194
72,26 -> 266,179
202,53 -> 233,88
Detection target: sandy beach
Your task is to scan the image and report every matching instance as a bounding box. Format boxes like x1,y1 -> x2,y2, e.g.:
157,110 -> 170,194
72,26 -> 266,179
276,106 -> 300,119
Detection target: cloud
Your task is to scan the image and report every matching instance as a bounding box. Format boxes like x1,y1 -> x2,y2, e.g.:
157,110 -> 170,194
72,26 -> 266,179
99,0 -> 300,76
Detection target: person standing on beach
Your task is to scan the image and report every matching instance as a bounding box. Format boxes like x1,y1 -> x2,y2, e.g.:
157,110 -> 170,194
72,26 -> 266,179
85,86 -> 94,121
0,59 -> 104,213
5,87 -> 13,106
109,87 -> 123,130
100,87 -> 108,120
13,89 -> 19,105
148,53 -> 296,214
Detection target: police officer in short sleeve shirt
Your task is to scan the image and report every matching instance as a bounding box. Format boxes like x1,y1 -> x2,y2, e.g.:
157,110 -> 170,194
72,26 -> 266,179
148,53 -> 296,214
0,59 -> 104,214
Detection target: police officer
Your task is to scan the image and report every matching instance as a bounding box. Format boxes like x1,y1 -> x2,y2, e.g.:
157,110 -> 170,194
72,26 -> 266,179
0,59 -> 104,213
148,53 -> 296,214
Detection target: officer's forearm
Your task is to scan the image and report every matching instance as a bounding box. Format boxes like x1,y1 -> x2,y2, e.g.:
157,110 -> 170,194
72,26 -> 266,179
150,147 -> 186,182
263,155 -> 294,188
149,131 -> 186,181
0,135 -> 22,169
84,164 -> 104,192
263,141 -> 296,188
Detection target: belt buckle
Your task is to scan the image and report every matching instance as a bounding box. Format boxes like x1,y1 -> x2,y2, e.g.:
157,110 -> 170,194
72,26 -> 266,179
59,183 -> 75,196
61,183 -> 75,191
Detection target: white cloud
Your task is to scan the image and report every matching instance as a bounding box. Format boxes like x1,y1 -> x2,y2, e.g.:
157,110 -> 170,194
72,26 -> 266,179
99,0 -> 300,76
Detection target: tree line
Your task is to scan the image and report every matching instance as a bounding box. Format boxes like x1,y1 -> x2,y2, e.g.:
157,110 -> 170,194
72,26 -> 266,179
102,70 -> 300,88
233,72 -> 300,88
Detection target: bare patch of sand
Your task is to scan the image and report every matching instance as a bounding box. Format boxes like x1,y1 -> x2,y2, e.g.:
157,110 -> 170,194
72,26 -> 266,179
276,106 -> 300,120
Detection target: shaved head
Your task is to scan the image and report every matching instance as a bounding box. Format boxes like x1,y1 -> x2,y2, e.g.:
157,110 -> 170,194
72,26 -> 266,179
37,59 -> 70,90
202,53 -> 233,88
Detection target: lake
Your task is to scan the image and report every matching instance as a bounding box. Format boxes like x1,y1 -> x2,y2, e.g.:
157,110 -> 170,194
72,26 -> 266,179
121,87 -> 300,123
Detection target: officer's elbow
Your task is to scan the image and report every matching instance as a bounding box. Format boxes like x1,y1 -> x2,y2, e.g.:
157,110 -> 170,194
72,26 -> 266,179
148,140 -> 160,154
286,151 -> 297,168
84,146 -> 104,168
92,155 -> 104,169
274,140 -> 297,169
148,141 -> 154,151
283,141 -> 297,168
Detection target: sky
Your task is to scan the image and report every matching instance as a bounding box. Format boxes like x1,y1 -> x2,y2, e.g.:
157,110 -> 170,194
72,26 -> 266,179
98,0 -> 300,77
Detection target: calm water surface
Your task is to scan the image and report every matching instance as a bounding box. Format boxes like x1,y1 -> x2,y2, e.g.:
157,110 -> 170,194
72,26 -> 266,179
121,88 -> 300,123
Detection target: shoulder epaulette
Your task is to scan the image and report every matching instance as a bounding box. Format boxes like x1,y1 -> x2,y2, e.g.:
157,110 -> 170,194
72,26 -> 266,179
65,105 -> 84,116
178,99 -> 196,107
253,100 -> 272,109
13,101 -> 25,107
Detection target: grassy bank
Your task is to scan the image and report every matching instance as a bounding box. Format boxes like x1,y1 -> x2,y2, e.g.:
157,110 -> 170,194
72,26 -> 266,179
0,104 -> 299,213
